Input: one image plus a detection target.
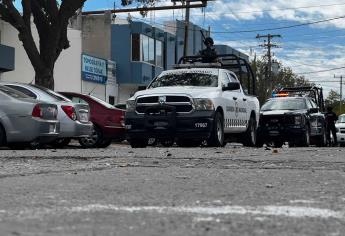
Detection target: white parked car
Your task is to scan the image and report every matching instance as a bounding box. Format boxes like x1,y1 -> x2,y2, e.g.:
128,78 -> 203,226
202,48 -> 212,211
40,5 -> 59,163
336,114 -> 345,146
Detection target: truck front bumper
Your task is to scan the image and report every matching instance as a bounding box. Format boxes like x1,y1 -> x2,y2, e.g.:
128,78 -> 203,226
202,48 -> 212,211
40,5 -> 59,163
257,125 -> 307,142
125,108 -> 215,140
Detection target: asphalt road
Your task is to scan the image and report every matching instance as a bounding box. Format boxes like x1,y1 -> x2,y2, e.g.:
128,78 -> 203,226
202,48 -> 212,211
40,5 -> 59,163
0,143 -> 344,236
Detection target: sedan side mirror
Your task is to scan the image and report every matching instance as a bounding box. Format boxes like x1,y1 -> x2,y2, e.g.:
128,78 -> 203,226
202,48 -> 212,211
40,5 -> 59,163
222,82 -> 240,91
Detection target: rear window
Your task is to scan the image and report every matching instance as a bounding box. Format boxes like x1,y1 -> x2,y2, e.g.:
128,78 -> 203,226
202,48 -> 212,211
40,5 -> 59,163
0,86 -> 31,99
31,84 -> 71,102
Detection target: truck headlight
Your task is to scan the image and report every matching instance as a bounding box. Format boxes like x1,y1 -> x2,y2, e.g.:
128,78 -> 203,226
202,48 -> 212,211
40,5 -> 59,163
193,98 -> 214,111
294,115 -> 302,125
126,100 -> 136,112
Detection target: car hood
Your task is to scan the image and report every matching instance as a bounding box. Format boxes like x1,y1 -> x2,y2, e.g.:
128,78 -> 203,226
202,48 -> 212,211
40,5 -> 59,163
336,122 -> 345,128
131,86 -> 219,99
260,110 -> 306,116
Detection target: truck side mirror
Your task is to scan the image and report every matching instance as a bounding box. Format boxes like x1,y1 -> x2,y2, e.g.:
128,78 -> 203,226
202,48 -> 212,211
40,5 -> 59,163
223,82 -> 240,91
309,108 -> 319,113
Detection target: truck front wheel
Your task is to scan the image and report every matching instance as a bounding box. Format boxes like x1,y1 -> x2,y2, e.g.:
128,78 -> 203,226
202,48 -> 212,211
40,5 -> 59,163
242,116 -> 257,147
207,111 -> 224,147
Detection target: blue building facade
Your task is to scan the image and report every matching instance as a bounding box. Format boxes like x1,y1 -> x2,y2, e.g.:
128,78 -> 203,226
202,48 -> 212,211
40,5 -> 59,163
111,21 -> 209,87
0,44 -> 15,73
110,20 -> 249,101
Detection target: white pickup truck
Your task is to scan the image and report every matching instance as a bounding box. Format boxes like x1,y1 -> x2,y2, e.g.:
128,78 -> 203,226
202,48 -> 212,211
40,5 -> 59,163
125,63 -> 260,148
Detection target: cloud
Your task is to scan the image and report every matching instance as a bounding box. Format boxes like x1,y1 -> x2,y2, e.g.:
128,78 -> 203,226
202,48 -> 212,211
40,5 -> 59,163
207,0 -> 345,29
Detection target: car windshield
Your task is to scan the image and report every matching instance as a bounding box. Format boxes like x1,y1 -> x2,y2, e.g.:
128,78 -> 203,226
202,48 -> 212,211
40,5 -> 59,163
0,86 -> 30,99
88,95 -> 115,109
338,115 -> 345,123
148,72 -> 218,88
261,98 -> 307,111
31,84 -> 71,102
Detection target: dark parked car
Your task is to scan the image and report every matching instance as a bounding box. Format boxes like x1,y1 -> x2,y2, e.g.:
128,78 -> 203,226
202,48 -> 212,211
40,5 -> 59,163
256,96 -> 326,147
59,92 -> 125,148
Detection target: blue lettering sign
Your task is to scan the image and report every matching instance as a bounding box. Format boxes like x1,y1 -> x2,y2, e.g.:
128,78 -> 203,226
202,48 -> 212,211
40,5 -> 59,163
81,54 -> 107,84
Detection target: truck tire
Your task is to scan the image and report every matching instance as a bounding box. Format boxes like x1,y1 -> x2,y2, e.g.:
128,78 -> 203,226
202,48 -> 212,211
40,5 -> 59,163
129,138 -> 148,148
297,126 -> 310,147
242,116 -> 257,147
0,124 -> 6,146
315,131 -> 327,147
207,111 -> 224,147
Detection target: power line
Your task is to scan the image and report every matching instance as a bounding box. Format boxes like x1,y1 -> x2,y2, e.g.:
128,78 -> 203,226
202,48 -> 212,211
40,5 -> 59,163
229,2 -> 345,14
212,15 -> 345,34
297,66 -> 345,75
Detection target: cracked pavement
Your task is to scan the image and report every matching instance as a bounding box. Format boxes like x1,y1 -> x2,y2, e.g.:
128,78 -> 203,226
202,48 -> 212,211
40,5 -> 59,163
0,143 -> 344,235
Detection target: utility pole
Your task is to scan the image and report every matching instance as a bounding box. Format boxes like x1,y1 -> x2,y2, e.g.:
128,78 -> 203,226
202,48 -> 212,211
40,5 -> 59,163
183,1 -> 190,57
256,34 -> 281,94
334,74 -> 344,113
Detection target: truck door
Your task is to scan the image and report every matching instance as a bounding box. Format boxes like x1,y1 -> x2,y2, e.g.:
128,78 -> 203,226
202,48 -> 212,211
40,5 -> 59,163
220,71 -> 236,132
227,72 -> 247,132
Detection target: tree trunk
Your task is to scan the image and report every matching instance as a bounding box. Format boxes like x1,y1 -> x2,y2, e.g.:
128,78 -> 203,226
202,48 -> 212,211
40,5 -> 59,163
35,67 -> 55,90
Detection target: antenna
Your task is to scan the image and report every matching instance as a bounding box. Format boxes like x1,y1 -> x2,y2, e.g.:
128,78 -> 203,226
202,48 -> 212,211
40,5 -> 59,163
88,84 -> 98,95
112,1 -> 117,21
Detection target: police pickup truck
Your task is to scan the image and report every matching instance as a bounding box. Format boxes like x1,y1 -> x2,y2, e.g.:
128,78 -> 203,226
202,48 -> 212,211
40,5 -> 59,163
125,54 -> 260,148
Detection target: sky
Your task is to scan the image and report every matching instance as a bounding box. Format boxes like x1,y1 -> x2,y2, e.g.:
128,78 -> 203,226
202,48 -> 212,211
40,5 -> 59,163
82,0 -> 345,97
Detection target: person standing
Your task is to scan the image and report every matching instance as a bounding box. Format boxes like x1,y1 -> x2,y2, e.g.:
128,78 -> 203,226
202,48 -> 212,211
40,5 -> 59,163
325,106 -> 338,146
199,37 -> 218,63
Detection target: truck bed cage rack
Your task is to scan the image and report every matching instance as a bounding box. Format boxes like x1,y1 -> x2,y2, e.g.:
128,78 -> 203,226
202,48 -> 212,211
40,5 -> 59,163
278,86 -> 325,112
176,54 -> 256,95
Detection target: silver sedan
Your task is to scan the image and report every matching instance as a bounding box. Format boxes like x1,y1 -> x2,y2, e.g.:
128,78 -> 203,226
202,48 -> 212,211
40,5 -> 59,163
0,82 -> 93,148
0,85 -> 59,148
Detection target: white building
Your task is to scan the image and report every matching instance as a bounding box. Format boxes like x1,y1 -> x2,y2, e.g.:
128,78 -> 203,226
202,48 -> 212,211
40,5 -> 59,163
0,19 -> 118,104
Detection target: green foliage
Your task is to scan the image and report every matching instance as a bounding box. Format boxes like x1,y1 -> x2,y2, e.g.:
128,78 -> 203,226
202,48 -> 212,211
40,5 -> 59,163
121,0 -> 160,16
250,57 -> 312,104
325,89 -> 345,115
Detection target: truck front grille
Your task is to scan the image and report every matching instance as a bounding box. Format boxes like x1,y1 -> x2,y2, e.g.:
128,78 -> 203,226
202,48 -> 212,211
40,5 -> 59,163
136,95 -> 193,114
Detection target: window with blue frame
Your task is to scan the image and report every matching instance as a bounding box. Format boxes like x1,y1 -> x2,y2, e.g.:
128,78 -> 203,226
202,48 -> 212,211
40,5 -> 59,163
132,33 -> 163,67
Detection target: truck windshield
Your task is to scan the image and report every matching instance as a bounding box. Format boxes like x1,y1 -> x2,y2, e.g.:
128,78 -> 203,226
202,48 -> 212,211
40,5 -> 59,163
148,73 -> 218,88
261,98 -> 307,111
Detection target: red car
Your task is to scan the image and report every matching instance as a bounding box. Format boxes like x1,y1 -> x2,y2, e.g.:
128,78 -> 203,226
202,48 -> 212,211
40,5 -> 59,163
59,92 -> 125,148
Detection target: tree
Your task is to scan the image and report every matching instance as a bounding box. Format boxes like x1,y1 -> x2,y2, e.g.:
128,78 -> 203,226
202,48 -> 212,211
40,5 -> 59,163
0,0 -> 86,89
251,57 -> 312,104
0,0 -> 158,89
324,89 -> 345,114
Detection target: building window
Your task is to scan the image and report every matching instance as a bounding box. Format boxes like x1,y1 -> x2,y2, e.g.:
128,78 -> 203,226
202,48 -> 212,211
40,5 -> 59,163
141,34 -> 154,64
132,33 -> 140,61
156,40 -> 163,68
131,33 -> 163,67
108,96 -> 115,105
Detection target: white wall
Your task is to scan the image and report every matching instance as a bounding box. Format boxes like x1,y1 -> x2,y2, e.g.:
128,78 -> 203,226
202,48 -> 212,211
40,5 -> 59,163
81,80 -> 106,101
118,85 -> 139,103
0,20 -> 82,93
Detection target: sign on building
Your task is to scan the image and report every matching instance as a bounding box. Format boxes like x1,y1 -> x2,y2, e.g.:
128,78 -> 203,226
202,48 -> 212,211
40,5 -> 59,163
81,54 -> 107,84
